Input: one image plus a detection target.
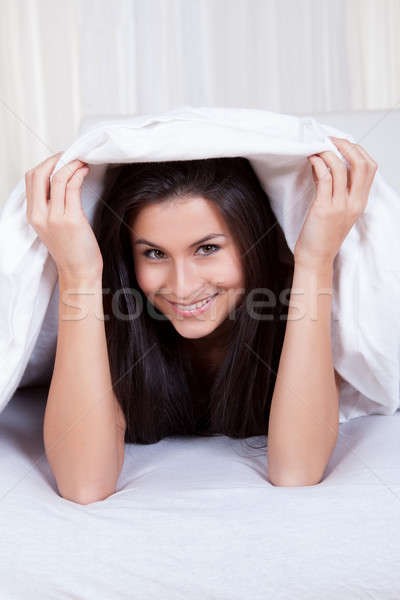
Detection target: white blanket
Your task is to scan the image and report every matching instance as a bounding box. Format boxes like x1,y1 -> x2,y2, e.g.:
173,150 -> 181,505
1,105 -> 399,422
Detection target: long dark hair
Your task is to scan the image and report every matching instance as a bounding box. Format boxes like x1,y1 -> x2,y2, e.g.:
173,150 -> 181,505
92,157 -> 294,448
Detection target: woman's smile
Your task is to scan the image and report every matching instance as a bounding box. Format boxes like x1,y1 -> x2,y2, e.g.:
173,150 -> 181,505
165,292 -> 219,317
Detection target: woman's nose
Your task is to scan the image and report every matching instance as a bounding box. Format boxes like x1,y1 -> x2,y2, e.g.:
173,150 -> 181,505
167,260 -> 203,301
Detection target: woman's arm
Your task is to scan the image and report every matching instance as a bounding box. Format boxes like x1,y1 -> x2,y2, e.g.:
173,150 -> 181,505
267,135 -> 377,487
44,271 -> 127,505
43,271 -> 127,504
25,153 -> 127,505
267,259 -> 339,487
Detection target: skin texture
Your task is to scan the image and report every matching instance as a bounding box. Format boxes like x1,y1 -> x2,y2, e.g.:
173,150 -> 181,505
130,194 -> 246,364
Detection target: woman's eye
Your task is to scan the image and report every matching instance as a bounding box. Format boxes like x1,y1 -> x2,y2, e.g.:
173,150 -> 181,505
143,248 -> 164,260
142,244 -> 220,260
197,244 -> 220,256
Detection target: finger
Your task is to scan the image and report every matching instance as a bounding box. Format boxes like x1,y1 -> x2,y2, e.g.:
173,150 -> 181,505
26,152 -> 63,218
65,166 -> 90,217
331,136 -> 378,169
49,159 -> 88,219
314,150 -> 347,198
351,143 -> 378,185
308,155 -> 333,204
328,137 -> 374,197
32,150 -> 63,176
25,171 -> 33,217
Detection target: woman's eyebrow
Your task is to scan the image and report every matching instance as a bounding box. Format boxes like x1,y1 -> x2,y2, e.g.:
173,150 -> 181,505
134,233 -> 226,250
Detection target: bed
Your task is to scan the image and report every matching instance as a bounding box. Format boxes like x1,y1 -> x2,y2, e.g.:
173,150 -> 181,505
0,385 -> 400,598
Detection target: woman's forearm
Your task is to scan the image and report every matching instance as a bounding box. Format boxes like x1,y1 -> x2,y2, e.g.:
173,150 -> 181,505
43,272 -> 125,504
267,260 -> 339,486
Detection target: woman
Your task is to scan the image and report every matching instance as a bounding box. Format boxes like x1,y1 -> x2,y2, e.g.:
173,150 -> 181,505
25,138 -> 377,501
92,156 -> 294,444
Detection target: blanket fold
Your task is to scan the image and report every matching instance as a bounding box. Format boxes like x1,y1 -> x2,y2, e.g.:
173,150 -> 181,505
1,105 -> 399,423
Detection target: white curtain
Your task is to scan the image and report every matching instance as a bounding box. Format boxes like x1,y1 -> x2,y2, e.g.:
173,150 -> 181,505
1,0 -> 80,205
78,0 -> 400,116
2,0 -> 399,206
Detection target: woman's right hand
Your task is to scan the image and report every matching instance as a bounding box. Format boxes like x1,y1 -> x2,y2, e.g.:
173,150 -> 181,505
25,152 -> 104,282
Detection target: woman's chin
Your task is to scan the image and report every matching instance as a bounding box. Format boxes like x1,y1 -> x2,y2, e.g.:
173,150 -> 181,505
164,307 -> 223,338
171,316 -> 221,336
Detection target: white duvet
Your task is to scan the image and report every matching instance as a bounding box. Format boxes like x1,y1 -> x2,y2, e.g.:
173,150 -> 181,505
1,105 -> 399,422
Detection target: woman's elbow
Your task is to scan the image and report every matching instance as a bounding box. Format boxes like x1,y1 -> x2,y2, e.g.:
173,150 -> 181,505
59,487 -> 116,505
268,472 -> 325,487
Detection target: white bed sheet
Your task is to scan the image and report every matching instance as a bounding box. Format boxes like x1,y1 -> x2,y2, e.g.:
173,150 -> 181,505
1,386 -> 400,599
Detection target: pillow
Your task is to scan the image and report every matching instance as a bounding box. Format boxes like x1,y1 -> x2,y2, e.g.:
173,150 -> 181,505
1,105 -> 399,423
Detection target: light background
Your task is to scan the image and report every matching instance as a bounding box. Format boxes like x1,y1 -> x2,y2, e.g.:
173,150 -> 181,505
1,0 -> 399,205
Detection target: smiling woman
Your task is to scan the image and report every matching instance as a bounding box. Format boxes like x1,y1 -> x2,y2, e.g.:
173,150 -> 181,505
92,157 -> 294,445
130,194 -> 246,340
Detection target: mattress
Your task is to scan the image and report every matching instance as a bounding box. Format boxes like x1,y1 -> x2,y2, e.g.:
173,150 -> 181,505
0,385 -> 399,599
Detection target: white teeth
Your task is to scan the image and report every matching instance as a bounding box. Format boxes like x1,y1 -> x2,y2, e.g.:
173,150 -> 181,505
175,295 -> 214,311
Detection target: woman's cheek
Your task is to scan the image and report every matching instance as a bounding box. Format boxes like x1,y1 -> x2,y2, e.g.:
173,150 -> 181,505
135,263 -> 161,297
213,252 -> 244,289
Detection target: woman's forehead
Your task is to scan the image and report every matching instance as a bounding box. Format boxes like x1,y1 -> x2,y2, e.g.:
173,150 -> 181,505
131,196 -> 228,236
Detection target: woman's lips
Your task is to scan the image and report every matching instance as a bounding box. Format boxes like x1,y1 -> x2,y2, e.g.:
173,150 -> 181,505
165,293 -> 218,317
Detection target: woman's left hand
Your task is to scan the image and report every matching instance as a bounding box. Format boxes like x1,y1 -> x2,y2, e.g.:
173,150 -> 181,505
294,137 -> 378,271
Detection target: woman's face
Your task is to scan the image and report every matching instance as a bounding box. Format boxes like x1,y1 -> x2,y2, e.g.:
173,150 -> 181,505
130,195 -> 246,339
